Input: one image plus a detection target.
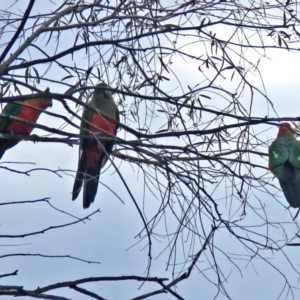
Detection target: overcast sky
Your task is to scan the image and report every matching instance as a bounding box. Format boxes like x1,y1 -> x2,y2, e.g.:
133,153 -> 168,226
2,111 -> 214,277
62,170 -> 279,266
1,1 -> 300,300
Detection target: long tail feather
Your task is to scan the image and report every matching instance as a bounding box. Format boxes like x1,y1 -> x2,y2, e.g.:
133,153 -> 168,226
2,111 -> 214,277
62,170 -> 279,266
0,140 -> 19,160
72,155 -> 86,201
0,149 -> 5,159
82,165 -> 101,209
275,161 -> 300,208
279,180 -> 300,208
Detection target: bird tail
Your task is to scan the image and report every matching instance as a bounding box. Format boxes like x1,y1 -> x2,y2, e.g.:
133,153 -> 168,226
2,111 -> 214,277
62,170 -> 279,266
278,180 -> 300,208
72,175 -> 83,201
0,149 -> 5,159
82,165 -> 101,209
0,140 -> 19,160
72,155 -> 86,201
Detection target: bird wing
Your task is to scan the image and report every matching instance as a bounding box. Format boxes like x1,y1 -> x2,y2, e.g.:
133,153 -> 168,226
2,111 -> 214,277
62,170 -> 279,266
0,101 -> 22,132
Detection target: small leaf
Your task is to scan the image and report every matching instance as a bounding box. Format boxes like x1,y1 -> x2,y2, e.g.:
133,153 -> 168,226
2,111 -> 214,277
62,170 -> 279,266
61,75 -> 74,81
159,75 -> 170,81
211,56 -> 222,61
231,71 -> 235,81
198,18 -> 206,32
163,24 -> 180,29
181,97 -> 191,106
282,38 -> 289,50
254,58 -> 261,72
208,57 -> 218,71
13,83 -> 21,95
156,128 -> 169,133
267,30 -> 275,37
188,99 -> 195,118
85,66 -> 93,80
32,67 -> 40,83
217,133 -> 222,151
219,133 -> 229,144
73,31 -> 80,47
197,97 -> 203,107
278,35 -> 282,46
130,110 -> 137,122
200,94 -> 211,99
25,67 -> 30,84
46,27 -> 54,46
211,40 -> 215,54
206,134 -> 214,151
221,66 -> 234,71
158,56 -> 169,73
15,57 -> 26,62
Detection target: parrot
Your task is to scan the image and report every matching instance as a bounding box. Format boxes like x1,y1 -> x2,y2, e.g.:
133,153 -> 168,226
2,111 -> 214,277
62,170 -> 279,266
269,122 -> 300,208
0,96 -> 52,159
72,82 -> 119,209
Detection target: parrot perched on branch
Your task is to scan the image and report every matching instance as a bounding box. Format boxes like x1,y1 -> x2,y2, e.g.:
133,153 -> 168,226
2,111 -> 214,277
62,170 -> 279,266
269,122 -> 300,208
72,82 -> 119,209
0,96 -> 52,159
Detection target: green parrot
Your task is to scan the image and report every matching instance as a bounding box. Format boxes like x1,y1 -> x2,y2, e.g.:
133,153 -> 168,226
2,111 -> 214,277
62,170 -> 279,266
269,122 -> 300,208
72,83 -> 119,209
0,96 -> 52,159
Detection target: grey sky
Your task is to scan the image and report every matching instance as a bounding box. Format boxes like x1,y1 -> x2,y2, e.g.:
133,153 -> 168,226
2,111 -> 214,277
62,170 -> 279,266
1,1 -> 300,299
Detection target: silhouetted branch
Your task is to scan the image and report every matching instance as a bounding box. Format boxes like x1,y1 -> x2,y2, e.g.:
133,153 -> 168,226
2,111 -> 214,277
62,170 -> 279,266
0,210 -> 100,238
0,270 -> 18,279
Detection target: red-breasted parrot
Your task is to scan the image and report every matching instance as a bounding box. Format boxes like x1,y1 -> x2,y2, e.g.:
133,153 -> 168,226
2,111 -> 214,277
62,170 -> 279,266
72,83 -> 119,209
0,96 -> 52,159
269,122 -> 300,208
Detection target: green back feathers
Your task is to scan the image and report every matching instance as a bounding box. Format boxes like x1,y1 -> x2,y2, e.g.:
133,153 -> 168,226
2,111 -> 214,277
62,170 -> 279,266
0,97 -> 52,133
0,101 -> 23,132
269,124 -> 300,183
268,123 -> 300,207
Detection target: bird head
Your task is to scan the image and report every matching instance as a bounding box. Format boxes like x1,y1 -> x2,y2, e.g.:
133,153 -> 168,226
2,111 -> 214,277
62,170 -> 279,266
92,83 -> 113,105
277,122 -> 294,136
